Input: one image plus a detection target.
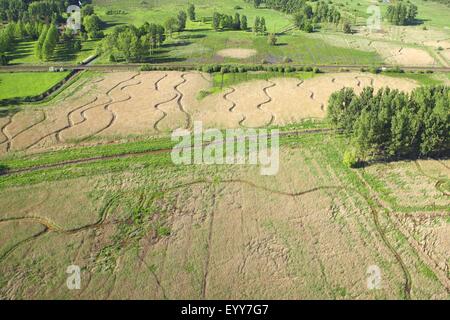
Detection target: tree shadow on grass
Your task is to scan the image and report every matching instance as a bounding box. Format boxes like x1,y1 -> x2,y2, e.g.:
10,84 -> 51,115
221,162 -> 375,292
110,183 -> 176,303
0,164 -> 9,175
179,33 -> 207,40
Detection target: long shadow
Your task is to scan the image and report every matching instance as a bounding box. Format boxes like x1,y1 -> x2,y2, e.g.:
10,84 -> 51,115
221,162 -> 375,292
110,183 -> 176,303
179,33 -> 206,40
144,56 -> 187,64
103,21 -> 126,29
161,40 -> 192,48
362,151 -> 450,169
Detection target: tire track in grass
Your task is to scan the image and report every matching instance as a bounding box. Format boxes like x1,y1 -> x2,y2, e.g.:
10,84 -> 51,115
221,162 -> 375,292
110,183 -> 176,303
223,86 -> 247,128
240,80 -> 277,128
174,73 -> 192,130
22,73 -> 141,150
88,73 -> 142,138
257,79 -> 277,127
153,94 -> 178,133
154,73 -> 168,91
0,115 -> 12,151
3,76 -> 105,151
0,174 -> 418,298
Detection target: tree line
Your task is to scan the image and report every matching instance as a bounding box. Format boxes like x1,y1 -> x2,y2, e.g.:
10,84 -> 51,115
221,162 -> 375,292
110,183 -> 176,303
212,12 -> 249,31
327,86 -> 449,165
386,1 -> 418,26
0,0 -> 67,23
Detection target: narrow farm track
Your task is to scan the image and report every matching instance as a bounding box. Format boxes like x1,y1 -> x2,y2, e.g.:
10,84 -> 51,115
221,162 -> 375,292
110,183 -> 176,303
0,129 -> 335,177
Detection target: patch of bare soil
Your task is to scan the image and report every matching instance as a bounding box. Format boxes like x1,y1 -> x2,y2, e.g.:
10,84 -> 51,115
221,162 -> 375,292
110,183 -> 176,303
216,48 -> 257,59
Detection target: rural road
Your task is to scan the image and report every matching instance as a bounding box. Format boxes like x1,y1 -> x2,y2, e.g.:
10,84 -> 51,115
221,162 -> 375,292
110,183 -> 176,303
1,64 -> 450,73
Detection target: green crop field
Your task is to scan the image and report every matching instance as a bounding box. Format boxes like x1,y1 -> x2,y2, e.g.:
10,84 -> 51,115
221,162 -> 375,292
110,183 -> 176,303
0,72 -> 70,100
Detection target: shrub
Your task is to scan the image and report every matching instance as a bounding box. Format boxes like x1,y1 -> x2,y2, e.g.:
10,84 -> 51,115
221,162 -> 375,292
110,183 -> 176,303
342,149 -> 358,168
220,66 -> 230,74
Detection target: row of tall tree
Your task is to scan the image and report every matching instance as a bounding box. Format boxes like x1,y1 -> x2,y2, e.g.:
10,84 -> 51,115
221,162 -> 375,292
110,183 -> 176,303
99,23 -> 166,62
34,23 -> 58,61
386,1 -> 418,26
253,16 -> 266,34
0,20 -> 49,64
328,86 -> 449,162
212,12 -> 249,31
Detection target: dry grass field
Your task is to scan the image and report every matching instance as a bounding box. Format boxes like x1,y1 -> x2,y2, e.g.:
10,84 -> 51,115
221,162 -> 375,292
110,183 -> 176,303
0,136 -> 448,299
0,71 -> 418,155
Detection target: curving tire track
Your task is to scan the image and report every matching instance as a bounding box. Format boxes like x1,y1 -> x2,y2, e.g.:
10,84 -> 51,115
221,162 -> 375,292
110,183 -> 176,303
154,73 -> 168,91
175,73 -> 192,130
55,97 -> 99,142
1,110 -> 48,152
57,73 -> 142,142
223,87 -> 237,112
3,76 -> 107,151
153,94 -> 178,133
0,115 -> 13,151
240,80 -> 277,129
20,73 -> 141,150
88,73 -> 142,139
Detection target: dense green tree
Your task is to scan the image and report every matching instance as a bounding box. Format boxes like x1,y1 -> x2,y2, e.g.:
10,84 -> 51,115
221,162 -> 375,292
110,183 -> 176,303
41,23 -> 58,61
241,15 -> 248,30
177,10 -> 187,31
165,17 -> 179,37
188,4 -> 195,21
386,1 -> 418,25
81,4 -> 94,17
83,14 -> 103,39
212,12 -> 221,31
268,33 -> 277,46
0,53 -> 8,65
253,16 -> 260,34
328,85 -> 449,161
233,13 -> 241,30
260,17 -> 267,34
34,24 -> 48,59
